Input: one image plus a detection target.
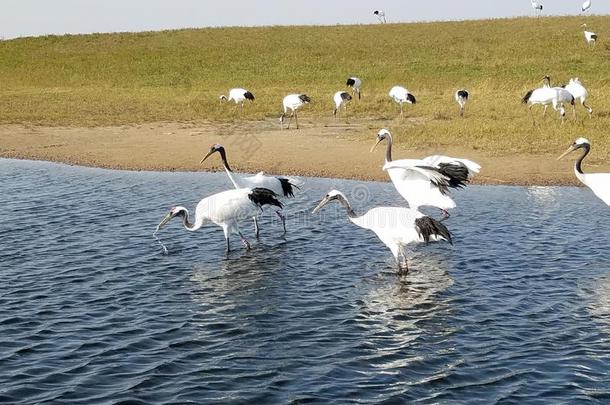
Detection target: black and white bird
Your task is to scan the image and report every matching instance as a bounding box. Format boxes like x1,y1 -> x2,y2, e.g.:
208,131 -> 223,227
563,78 -> 592,116
312,190 -> 452,274
200,144 -> 301,235
558,138 -> 610,206
455,89 -> 469,117
389,86 -> 416,117
219,88 -> 255,111
582,0 -> 592,13
156,187 -> 283,253
333,91 -> 352,118
522,75 -> 567,120
531,1 -> 543,16
371,129 -> 480,218
280,93 -> 311,130
373,10 -> 386,23
346,77 -> 362,100
582,24 -> 597,45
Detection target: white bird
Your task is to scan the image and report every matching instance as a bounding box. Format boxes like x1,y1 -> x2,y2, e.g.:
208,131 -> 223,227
346,77 -> 362,100
200,144 -> 301,236
389,86 -> 416,117
333,91 -> 352,118
280,93 -> 311,130
531,1 -> 543,16
373,10 -> 386,23
522,75 -> 567,120
219,88 -> 255,111
558,138 -> 610,206
371,129 -> 480,218
563,77 -> 593,116
582,24 -> 597,45
455,89 -> 469,117
582,0 -> 592,13
312,190 -> 452,274
156,187 -> 283,253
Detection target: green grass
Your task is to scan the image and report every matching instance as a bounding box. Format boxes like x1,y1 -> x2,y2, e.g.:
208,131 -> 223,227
1,16 -> 610,158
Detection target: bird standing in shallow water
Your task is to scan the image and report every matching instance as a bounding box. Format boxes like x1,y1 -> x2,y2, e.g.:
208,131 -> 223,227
200,144 -> 300,236
156,187 -> 283,253
371,129 -> 480,219
312,190 -> 452,274
558,138 -> 610,206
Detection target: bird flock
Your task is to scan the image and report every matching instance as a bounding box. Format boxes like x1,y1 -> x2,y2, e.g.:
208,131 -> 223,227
155,1 -> 608,275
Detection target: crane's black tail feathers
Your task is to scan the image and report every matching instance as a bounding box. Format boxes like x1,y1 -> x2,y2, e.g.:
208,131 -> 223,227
244,91 -> 255,101
299,94 -> 311,103
249,188 -> 283,209
415,217 -> 453,245
437,163 -> 469,189
406,93 -> 416,104
277,177 -> 301,198
346,78 -> 356,87
340,92 -> 352,101
522,90 -> 533,104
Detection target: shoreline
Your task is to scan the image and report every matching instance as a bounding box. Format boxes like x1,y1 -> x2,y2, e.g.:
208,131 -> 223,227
0,121 -> 604,187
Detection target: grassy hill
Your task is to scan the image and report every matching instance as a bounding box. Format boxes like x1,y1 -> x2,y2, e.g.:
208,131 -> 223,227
1,16 -> 609,156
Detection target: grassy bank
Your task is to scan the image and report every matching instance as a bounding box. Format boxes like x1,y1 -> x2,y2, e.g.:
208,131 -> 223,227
1,16 -> 609,160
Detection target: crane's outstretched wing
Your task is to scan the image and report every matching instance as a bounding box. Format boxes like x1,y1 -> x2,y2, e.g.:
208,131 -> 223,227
383,162 -> 452,193
421,155 -> 481,178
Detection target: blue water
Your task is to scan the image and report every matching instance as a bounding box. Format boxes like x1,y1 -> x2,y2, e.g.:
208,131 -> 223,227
1,158 -> 610,404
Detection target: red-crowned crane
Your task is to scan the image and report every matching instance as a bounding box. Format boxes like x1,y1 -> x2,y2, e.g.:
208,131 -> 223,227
280,94 -> 311,130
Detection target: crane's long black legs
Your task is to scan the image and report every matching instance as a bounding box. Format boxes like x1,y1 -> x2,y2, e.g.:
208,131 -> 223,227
253,217 -> 260,238
276,211 -> 287,234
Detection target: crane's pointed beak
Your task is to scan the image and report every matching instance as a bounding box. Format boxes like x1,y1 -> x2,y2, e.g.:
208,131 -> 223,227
157,212 -> 173,229
312,197 -> 330,214
200,150 -> 215,164
557,145 -> 576,160
370,138 -> 382,153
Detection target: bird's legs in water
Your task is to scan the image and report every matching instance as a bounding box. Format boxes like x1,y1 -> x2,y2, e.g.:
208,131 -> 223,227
397,255 -> 409,276
276,211 -> 287,234
253,217 -> 260,238
239,232 -> 251,250
440,209 -> 450,221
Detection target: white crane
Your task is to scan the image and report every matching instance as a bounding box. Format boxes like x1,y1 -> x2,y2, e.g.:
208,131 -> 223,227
200,144 -> 301,235
389,86 -> 416,117
373,10 -> 386,23
531,1 -> 543,17
346,77 -> 362,100
455,89 -> 469,117
280,93 -> 311,130
582,24 -> 597,45
522,75 -> 567,121
563,78 -> 593,116
156,187 -> 283,253
219,88 -> 255,111
582,0 -> 592,13
558,138 -> 610,206
333,91 -> 352,118
312,190 -> 452,274
371,129 -> 480,219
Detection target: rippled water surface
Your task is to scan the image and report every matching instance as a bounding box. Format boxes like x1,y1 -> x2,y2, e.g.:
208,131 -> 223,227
1,159 -> 610,404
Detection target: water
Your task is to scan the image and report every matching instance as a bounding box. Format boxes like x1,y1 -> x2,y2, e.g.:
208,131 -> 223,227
1,159 -> 610,404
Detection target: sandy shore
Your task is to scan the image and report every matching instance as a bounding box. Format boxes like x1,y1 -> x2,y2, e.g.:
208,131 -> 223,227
0,120 -> 605,186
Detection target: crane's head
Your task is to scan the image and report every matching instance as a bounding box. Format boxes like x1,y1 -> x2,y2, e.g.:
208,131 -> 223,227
558,137 -> 591,160
581,23 -> 588,28
200,144 -> 231,170
371,128 -> 392,152
542,75 -> 551,86
219,95 -> 228,104
312,190 -> 347,214
157,206 -> 187,229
